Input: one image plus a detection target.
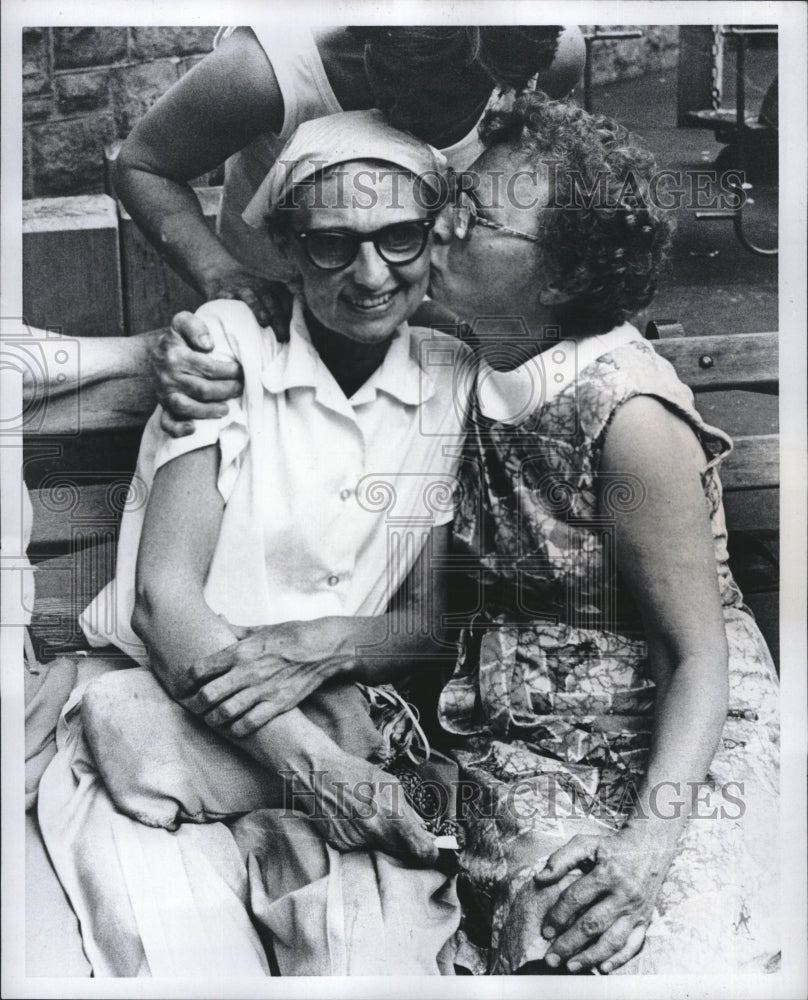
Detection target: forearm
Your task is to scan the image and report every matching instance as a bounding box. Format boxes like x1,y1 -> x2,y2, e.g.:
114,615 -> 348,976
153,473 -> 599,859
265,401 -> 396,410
114,164 -> 243,294
111,28 -> 281,295
626,651 -> 728,849
132,582 -> 341,779
182,523 -> 453,736
132,582 -> 235,696
305,611 -> 452,688
22,330 -> 150,402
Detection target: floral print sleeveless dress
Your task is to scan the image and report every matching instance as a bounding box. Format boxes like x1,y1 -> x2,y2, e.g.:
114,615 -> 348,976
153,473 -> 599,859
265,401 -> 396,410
439,338 -> 780,974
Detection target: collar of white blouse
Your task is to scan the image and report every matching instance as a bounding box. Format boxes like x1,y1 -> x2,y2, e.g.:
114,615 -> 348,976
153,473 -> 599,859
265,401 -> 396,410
261,297 -> 437,416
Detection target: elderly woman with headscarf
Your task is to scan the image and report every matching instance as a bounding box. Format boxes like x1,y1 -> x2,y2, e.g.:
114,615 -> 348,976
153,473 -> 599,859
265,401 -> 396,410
37,112 -> 471,978
114,24 -> 585,435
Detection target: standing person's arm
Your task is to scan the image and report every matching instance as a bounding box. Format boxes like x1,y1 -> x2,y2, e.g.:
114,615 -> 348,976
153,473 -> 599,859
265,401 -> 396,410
532,396 -> 729,973
113,28 -> 288,327
131,445 -> 438,864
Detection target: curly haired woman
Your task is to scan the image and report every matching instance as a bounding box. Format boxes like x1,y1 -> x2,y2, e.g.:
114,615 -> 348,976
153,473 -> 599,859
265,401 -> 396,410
427,94 -> 780,976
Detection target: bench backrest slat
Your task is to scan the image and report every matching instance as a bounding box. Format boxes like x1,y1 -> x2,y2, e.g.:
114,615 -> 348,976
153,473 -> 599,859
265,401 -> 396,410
652,332 -> 778,393
719,434 -> 779,491
29,482 -> 135,549
26,330 -> 779,554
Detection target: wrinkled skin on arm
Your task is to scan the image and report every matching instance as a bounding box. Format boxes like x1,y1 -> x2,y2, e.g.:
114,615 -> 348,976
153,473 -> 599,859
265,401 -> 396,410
177,523 -> 452,735
531,396 -> 729,973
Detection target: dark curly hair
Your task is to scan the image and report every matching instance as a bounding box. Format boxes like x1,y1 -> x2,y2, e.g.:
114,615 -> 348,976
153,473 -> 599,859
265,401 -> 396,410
348,27 -> 562,133
478,93 -> 674,332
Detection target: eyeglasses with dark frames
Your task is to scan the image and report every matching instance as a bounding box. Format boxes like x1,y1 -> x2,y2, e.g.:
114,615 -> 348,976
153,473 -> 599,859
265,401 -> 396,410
292,218 -> 436,271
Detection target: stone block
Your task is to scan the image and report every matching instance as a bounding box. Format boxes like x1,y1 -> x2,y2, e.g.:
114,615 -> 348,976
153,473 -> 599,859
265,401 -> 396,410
24,71 -> 51,98
130,27 -> 216,60
56,70 -> 111,114
23,96 -> 54,122
28,114 -> 117,196
53,27 -> 129,70
23,28 -> 50,70
23,27 -> 49,51
109,60 -> 180,136
23,28 -> 51,96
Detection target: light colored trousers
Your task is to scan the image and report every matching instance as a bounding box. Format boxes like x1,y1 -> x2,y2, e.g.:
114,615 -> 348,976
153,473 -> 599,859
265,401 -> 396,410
37,658 -> 460,976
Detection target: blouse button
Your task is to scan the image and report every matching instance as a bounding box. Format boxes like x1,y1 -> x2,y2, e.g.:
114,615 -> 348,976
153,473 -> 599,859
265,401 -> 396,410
328,575 -> 339,587
340,488 -> 351,501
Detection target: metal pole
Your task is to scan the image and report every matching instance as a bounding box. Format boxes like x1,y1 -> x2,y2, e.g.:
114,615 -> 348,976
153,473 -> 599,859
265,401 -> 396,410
736,33 -> 746,177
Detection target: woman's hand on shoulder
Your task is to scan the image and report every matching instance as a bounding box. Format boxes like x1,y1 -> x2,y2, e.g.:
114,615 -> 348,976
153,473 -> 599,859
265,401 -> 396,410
150,282 -> 293,437
147,312 -> 242,436
200,269 -> 294,333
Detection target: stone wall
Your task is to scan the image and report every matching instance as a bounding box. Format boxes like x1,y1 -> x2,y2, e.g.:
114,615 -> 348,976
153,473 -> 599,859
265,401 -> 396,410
22,25 -> 681,199
23,27 -> 217,198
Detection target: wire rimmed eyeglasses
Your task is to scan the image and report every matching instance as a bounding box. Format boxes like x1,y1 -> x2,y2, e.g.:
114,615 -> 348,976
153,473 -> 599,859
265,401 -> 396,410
448,168 -> 541,244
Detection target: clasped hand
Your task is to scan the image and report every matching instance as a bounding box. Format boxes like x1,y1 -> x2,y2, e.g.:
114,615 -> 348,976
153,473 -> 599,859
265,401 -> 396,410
176,621 -> 348,737
149,275 -> 293,437
534,827 -> 673,974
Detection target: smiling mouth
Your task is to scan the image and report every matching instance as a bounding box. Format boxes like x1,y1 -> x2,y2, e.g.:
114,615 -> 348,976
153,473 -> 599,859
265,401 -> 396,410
344,289 -> 399,311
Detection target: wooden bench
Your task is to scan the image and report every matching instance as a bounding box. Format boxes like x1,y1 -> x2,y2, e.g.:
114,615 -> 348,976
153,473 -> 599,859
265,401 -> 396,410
24,326 -> 779,667
648,325 -> 779,664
